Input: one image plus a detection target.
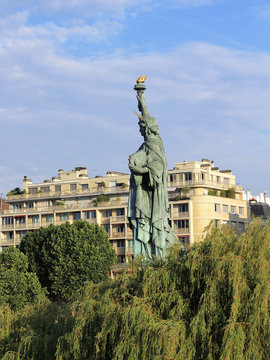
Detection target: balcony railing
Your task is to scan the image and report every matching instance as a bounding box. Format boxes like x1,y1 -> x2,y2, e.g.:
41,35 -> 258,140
173,228 -> 189,234
28,223 -> 40,228
168,179 -> 242,192
14,223 -> 27,229
171,211 -> 189,218
6,186 -> 129,201
0,200 -> 128,216
1,238 -> 15,245
126,247 -> 134,255
1,224 -> 14,229
111,232 -> 125,238
110,216 -> 127,223
84,218 -> 97,224
116,248 -> 126,256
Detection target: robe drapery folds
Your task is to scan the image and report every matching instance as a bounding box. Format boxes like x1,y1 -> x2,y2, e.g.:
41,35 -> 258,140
128,135 -> 176,258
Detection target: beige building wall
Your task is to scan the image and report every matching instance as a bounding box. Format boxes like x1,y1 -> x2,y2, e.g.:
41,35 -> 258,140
0,159 -> 250,261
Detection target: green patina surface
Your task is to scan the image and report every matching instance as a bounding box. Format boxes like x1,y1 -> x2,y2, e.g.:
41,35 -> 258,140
128,79 -> 176,259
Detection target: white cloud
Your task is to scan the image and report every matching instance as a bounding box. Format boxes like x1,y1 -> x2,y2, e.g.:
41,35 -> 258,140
0,9 -> 270,194
0,11 -> 121,47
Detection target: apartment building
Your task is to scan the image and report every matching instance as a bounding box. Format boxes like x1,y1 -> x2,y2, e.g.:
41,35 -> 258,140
0,160 -> 249,261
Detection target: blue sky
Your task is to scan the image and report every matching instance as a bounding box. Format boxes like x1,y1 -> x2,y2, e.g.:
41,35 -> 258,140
0,0 -> 270,196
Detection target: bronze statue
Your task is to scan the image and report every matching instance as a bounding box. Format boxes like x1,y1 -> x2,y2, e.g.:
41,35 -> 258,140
128,76 -> 176,259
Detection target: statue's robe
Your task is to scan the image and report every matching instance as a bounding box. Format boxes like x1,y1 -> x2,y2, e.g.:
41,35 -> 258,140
128,135 -> 176,258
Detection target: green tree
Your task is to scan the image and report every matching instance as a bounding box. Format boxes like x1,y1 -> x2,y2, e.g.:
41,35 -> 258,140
19,221 -> 116,300
7,187 -> 26,196
55,220 -> 270,360
0,247 -> 44,310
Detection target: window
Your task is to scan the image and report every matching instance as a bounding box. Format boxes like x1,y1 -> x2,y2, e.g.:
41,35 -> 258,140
174,220 -> 189,229
224,177 -> 229,185
184,172 -> 192,181
214,204 -> 220,213
222,204 -> 228,213
6,231 -> 13,239
73,212 -> 81,220
178,203 -> 188,213
117,240 -> 125,248
18,230 -> 27,239
116,224 -> 125,233
83,210 -> 96,219
45,214 -> 54,224
103,224 -> 110,233
59,213 -> 69,221
32,215 -> 39,224
215,219 -> 220,227
169,174 -> 178,182
110,181 -> 117,187
40,186 -> 50,193
70,184 -> 77,191
81,184 -> 89,190
2,217 -> 14,225
29,187 -> 38,195
230,206 -> 236,214
116,208 -> 125,216
103,210 -> 112,218
16,216 -> 26,224
216,176 -> 220,183
55,185 -> 61,193
13,203 -> 22,209
239,207 -> 244,215
28,201 -> 34,208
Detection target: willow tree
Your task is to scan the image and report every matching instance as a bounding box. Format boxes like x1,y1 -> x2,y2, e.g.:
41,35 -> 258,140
56,220 -> 270,360
1,221 -> 269,360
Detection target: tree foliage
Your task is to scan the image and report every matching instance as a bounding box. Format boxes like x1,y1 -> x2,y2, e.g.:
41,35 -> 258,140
0,298 -> 74,360
0,247 -> 44,310
0,220 -> 269,359
56,220 -> 270,360
7,187 -> 26,196
19,221 -> 116,300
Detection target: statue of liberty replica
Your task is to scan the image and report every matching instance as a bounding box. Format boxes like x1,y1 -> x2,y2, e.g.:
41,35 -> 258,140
128,76 -> 176,259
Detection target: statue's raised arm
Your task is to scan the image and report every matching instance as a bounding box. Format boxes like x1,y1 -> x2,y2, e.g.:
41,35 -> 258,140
134,75 -> 150,118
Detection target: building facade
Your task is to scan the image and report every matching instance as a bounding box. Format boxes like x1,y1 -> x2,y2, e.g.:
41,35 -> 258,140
0,160 -> 249,261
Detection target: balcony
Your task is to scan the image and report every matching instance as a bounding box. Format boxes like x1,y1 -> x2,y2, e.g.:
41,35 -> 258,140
110,216 -> 127,223
174,228 -> 189,235
1,224 -> 14,230
85,218 -> 97,225
6,186 -> 129,202
28,223 -> 41,228
116,247 -> 126,256
41,221 -> 55,227
1,238 -> 15,245
172,211 -> 189,218
111,232 -> 125,238
126,247 -> 134,256
14,223 -> 27,229
168,179 -> 242,192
